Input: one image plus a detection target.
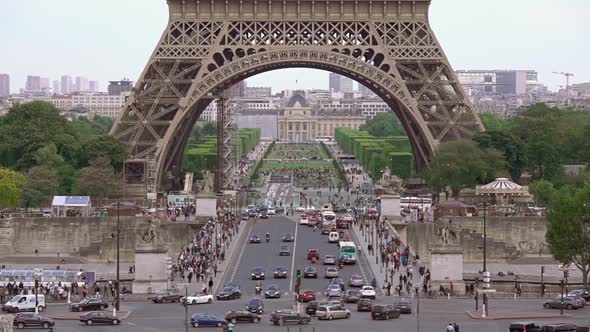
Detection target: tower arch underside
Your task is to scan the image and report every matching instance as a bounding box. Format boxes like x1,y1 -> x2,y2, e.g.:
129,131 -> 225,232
110,3 -> 485,194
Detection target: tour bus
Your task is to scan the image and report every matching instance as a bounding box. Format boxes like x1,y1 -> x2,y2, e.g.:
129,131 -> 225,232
0,270 -> 87,288
321,211 -> 336,222
400,196 -> 432,210
338,241 -> 357,265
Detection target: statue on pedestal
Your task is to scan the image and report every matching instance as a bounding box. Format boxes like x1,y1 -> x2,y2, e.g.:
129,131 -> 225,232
435,220 -> 462,246
381,167 -> 402,194
195,170 -> 215,193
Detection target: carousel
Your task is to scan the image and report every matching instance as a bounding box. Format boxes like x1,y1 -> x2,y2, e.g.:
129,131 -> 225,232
475,178 -> 533,215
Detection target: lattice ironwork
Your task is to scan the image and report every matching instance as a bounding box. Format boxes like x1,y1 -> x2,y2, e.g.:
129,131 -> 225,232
110,0 -> 484,197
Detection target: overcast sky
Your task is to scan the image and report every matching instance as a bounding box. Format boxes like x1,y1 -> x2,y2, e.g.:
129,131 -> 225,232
1,0 -> 588,93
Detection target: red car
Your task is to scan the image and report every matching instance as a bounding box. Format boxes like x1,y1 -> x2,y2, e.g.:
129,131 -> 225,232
336,219 -> 350,229
298,290 -> 317,303
308,217 -> 320,226
307,249 -> 320,260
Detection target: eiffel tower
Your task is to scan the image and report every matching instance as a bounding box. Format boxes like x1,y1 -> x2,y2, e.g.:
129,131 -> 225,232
110,0 -> 484,196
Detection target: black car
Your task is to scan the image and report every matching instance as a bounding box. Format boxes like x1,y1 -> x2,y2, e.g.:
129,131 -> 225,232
246,298 -> 264,314
260,211 -> 269,219
330,277 -> 346,290
249,234 -> 262,243
282,233 -> 294,242
508,322 -> 542,332
241,212 -> 250,220
269,310 -> 311,326
344,290 -> 361,303
224,310 -> 261,323
264,284 -> 281,299
304,266 -> 318,278
395,298 -> 412,314
70,299 -> 109,312
357,298 -> 373,312
79,311 -> 121,325
217,286 -> 242,300
150,290 -> 183,303
305,301 -> 329,316
371,304 -> 400,320
274,266 -> 288,278
275,207 -> 285,214
13,313 -> 54,329
568,289 -> 590,301
333,207 -> 348,213
541,324 -> 588,332
279,244 -> 291,256
251,267 -> 265,280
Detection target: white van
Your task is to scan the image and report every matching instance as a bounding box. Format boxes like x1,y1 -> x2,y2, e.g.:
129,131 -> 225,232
3,294 -> 46,313
328,232 -> 340,243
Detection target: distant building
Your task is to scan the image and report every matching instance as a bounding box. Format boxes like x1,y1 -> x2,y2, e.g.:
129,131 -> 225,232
25,76 -> 42,91
40,78 -> 50,91
61,76 -> 73,95
329,73 -> 353,93
200,101 -> 218,122
277,91 -> 365,142
0,74 -> 9,97
49,93 -> 127,118
52,80 -> 60,95
244,86 -> 272,98
237,98 -> 280,112
108,79 -> 133,95
358,84 -> 375,97
456,70 -> 538,96
318,99 -> 390,119
75,76 -> 89,92
88,80 -> 99,92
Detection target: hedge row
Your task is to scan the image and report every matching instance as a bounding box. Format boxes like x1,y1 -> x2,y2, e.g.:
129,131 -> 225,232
334,128 -> 414,179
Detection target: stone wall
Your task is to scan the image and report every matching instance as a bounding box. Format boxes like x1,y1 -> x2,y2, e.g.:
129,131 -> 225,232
406,216 -> 548,263
0,217 -> 203,262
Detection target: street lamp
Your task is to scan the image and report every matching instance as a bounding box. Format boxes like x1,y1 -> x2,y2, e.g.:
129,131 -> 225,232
481,198 -> 489,318
33,268 -> 41,314
115,201 -> 121,316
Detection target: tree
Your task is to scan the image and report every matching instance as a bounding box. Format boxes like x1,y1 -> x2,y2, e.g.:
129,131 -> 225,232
22,166 -> 59,208
528,180 -> 554,207
201,121 -> 217,136
80,135 -> 127,172
33,144 -> 65,169
75,158 -> 122,197
474,130 -> 526,181
546,185 -> 590,287
359,112 -> 405,137
0,167 -> 26,207
425,140 -> 507,197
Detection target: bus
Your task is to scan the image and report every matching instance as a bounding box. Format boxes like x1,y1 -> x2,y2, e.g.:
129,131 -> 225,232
338,241 -> 357,265
400,197 -> 432,210
321,211 -> 336,222
0,269 -> 87,287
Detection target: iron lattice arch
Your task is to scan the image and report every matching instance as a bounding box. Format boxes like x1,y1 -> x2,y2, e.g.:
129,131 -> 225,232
110,0 -> 484,195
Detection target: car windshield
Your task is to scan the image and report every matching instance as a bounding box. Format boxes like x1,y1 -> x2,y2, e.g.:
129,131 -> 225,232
305,267 -> 316,271
276,267 -> 285,271
281,245 -> 289,249
254,268 -> 264,272
249,299 -> 261,305
328,285 -> 340,290
267,285 -> 279,290
317,306 -> 329,311
347,290 -> 359,296
222,287 -> 234,292
373,305 -> 385,312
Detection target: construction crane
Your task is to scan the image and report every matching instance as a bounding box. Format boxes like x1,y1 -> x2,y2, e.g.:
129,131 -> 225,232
553,72 -> 574,94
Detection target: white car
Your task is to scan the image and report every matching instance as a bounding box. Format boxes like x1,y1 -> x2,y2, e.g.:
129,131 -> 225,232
267,207 -> 276,215
360,286 -> 376,299
181,292 -> 213,305
295,206 -> 305,213
299,217 -> 309,225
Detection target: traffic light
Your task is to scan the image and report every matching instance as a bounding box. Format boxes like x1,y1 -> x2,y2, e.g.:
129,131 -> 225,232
296,269 -> 301,280
564,270 -> 569,279
541,266 -> 545,274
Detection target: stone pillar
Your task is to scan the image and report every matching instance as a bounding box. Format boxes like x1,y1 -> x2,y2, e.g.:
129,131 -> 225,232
195,193 -> 217,219
132,244 -> 169,294
380,194 -> 401,221
429,245 -> 465,296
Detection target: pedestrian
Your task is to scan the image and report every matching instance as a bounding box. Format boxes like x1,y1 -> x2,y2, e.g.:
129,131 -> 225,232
386,282 -> 392,296
208,277 -> 214,292
213,264 -> 218,277
446,323 -> 456,332
187,271 -> 193,283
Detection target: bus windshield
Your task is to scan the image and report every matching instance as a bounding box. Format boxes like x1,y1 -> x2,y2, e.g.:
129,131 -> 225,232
341,246 -> 355,253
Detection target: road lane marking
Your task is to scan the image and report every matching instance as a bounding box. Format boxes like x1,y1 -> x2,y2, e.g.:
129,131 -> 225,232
289,218 -> 299,292
229,222 -> 254,282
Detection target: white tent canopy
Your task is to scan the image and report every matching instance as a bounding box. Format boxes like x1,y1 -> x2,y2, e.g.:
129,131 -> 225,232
51,196 -> 92,217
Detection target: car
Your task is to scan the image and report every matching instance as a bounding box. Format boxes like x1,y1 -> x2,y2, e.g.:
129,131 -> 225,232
307,249 -> 320,261
275,207 -> 285,214
333,207 -> 348,213
325,267 -> 339,278
79,311 -> 121,325
395,298 -> 412,314
251,267 -> 265,280
323,255 -> 337,265
315,304 -> 351,320
543,297 -> 584,310
216,286 -> 242,300
371,304 -> 400,320
330,278 -> 346,290
273,266 -> 288,278
269,310 -> 311,326
246,298 -> 264,314
240,212 -> 250,220
224,310 -> 261,324
151,290 -> 183,303
344,289 -> 361,303
12,313 -> 55,329
279,244 -> 291,256
305,301 -> 328,315
223,281 -> 240,290
325,284 -> 342,297
508,322 -> 542,332
295,206 -> 305,212
299,216 -> 309,225
326,294 -> 344,305
357,298 -> 373,312
328,231 -> 340,243
308,216 -> 320,227
304,266 -> 318,278
190,313 -> 226,328
298,290 -> 317,303
70,298 -> 109,312
181,292 -> 214,305
247,205 -> 257,217
267,207 -> 276,215
568,289 -> 590,301
249,234 -> 262,243
540,323 -> 587,332
282,233 -> 294,242
360,285 -> 376,299
264,284 -> 282,299
348,274 -> 364,287
260,211 -> 269,218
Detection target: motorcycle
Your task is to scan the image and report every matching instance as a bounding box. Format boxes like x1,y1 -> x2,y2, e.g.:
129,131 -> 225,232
255,285 -> 262,294
265,234 -> 270,242
311,257 -> 317,264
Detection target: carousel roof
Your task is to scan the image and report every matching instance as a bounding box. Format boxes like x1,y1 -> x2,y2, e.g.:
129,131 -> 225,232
476,178 -> 530,196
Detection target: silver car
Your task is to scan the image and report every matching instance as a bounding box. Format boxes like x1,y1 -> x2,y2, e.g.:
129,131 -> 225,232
315,305 -> 351,320
348,274 -> 364,287
325,267 -> 339,278
323,255 -> 336,265
325,284 -> 342,297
